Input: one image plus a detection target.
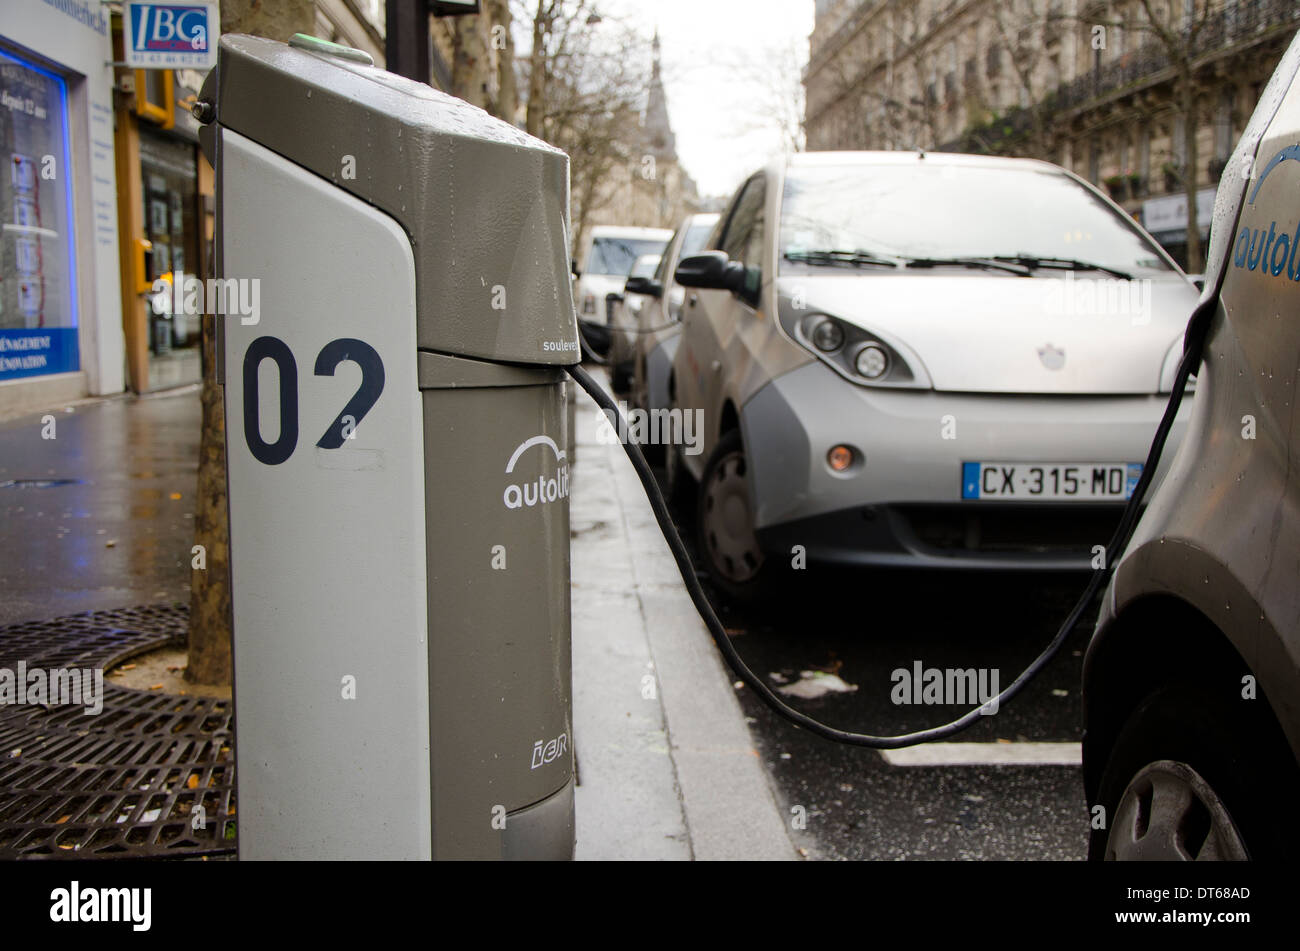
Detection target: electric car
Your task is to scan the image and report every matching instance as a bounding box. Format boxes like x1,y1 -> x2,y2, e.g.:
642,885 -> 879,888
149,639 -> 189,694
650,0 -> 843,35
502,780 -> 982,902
571,225 -> 672,324
630,212 -> 721,418
669,150 -> 1201,599
1083,30 -> 1300,861
606,252 -> 662,393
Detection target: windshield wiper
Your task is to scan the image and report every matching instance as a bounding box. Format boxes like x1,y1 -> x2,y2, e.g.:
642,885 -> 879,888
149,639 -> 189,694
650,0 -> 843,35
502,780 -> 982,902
783,249 -> 901,269
992,255 -> 1133,281
903,256 -> 1031,276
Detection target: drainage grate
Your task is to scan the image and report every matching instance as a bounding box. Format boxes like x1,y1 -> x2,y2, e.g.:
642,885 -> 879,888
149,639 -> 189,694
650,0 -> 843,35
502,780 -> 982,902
0,605 -> 236,859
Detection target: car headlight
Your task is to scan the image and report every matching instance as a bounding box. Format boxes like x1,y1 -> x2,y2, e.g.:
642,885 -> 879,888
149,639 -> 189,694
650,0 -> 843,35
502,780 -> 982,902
789,312 -> 924,387
854,344 -> 888,379
810,317 -> 844,352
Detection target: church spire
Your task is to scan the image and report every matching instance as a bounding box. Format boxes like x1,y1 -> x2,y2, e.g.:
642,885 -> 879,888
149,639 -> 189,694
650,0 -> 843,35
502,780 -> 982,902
644,29 -> 676,161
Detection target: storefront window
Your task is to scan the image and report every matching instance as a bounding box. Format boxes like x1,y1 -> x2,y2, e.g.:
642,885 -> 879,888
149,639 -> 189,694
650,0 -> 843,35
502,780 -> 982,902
0,47 -> 78,381
138,128 -> 199,386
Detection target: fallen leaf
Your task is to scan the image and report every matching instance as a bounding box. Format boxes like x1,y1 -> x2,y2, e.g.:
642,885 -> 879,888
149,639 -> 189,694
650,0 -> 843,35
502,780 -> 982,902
55,815 -> 70,824
187,774 -> 199,790
105,539 -> 117,548
119,664 -> 136,671
169,492 -> 182,500
149,683 -> 163,690
777,670 -> 858,700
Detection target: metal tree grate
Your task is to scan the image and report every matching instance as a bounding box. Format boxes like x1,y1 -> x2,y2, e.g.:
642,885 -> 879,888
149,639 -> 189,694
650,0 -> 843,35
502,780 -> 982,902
0,605 -> 236,859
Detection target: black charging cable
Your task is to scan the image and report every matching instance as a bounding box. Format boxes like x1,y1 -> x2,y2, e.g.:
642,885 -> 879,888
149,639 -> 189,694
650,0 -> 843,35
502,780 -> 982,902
565,294 -> 1214,748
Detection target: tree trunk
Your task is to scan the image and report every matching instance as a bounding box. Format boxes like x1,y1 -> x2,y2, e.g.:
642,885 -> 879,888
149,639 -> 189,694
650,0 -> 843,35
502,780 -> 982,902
187,0 -> 315,687
487,0 -> 517,122
186,313 -> 231,685
525,1 -> 548,138
1181,67 -> 1203,273
451,15 -> 487,108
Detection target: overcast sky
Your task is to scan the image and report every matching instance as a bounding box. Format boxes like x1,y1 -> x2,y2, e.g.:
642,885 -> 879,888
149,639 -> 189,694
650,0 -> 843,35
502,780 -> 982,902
606,0 -> 816,200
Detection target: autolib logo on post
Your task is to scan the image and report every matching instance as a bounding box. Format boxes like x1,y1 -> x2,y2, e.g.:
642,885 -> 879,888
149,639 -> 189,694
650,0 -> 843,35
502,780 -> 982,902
502,435 -> 570,510
1233,144 -> 1300,283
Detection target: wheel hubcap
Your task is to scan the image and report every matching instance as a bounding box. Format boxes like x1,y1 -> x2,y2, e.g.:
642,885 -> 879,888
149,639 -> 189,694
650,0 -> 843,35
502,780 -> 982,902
702,450 -> 763,583
1105,760 -> 1248,860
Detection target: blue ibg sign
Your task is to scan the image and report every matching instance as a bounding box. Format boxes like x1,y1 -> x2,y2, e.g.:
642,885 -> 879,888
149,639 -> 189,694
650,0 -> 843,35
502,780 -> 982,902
124,1 -> 219,70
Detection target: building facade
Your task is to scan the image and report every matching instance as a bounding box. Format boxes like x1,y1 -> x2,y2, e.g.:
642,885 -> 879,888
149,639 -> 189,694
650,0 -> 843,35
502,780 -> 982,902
804,0 -> 1300,269
0,0 -> 125,417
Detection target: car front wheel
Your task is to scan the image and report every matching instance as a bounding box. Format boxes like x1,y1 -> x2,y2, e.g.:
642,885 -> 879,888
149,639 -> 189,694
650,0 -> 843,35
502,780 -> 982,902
697,429 -> 769,602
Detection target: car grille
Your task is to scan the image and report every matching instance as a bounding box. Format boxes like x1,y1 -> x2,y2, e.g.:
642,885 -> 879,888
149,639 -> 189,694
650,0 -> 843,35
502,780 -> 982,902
892,503 -> 1128,555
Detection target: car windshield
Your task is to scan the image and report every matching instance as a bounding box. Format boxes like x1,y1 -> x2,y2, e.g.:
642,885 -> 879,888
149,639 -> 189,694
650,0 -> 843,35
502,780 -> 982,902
681,220 -> 715,258
779,163 -> 1173,275
587,236 -> 669,276
630,255 -> 661,278
656,219 -> 716,282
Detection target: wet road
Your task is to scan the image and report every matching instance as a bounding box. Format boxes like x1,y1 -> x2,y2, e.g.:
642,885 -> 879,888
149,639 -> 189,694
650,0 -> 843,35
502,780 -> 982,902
661,477 -> 1095,860
0,389 -> 200,626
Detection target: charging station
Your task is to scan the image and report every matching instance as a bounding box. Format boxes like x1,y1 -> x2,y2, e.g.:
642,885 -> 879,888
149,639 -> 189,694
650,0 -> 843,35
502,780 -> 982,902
200,33 -> 580,859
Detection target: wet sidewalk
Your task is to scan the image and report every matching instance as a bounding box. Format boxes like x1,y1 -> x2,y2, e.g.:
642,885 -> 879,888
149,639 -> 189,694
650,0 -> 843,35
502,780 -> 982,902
569,375 -> 796,860
0,388 -> 201,628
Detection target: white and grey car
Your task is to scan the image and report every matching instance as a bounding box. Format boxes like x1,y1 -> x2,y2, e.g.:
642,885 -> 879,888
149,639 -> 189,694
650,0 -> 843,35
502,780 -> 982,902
630,212 -> 720,416
571,224 -> 672,323
669,150 -> 1200,598
606,251 -> 662,392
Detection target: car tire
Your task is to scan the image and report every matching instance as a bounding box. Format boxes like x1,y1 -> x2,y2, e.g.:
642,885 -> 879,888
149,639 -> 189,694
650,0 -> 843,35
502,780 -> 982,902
610,360 -> 632,394
1089,681 -> 1300,861
696,429 -> 771,603
662,419 -> 693,508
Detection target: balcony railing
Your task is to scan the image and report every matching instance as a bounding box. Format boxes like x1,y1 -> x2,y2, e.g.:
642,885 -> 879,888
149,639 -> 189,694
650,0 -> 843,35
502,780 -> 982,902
1055,0 -> 1300,112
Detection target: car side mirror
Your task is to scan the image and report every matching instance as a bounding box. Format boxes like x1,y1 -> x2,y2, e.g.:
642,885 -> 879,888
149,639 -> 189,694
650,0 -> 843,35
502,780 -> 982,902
571,259 -> 581,278
675,251 -> 744,292
624,275 -> 663,298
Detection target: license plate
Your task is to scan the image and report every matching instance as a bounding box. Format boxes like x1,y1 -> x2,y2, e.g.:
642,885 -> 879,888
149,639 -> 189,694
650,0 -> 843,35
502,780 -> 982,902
961,462 -> 1141,500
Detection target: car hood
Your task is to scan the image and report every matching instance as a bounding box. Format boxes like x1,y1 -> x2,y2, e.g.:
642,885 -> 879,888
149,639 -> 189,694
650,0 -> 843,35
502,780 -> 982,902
781,272 -> 1199,394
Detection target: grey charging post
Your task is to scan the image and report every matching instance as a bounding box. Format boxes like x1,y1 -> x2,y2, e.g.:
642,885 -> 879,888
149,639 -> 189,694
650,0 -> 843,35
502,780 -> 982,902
199,33 -> 580,859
